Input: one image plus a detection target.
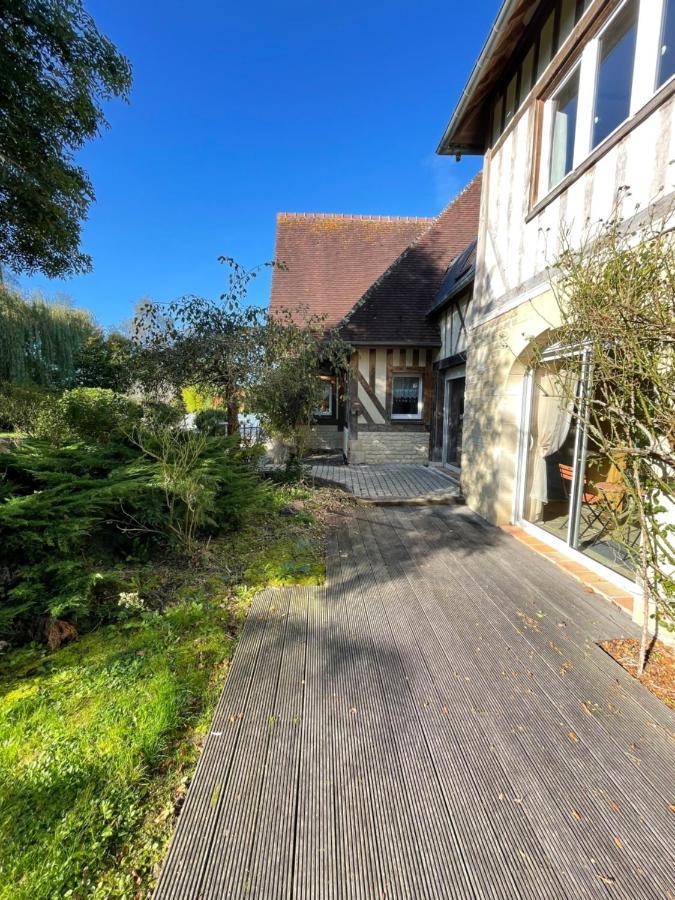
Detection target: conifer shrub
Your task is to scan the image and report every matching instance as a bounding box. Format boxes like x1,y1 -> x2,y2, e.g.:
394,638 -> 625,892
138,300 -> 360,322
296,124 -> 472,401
0,429 -> 268,644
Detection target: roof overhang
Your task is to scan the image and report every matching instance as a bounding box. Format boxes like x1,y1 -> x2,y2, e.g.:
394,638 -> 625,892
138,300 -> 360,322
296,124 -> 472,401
436,0 -> 537,157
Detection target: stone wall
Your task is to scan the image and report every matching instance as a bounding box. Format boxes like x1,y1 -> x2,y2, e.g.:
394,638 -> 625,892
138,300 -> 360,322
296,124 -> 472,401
308,424 -> 343,451
349,431 -> 430,465
461,289 -> 561,526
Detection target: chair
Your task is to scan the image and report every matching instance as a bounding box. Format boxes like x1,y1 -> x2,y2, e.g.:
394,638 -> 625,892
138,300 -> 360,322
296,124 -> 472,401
558,463 -> 605,536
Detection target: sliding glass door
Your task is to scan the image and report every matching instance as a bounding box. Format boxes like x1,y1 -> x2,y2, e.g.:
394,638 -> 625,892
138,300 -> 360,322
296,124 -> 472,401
519,350 -> 636,580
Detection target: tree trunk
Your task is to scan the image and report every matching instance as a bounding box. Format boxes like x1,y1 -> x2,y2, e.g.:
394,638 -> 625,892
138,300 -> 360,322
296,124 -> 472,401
635,459 -> 651,676
227,400 -> 239,435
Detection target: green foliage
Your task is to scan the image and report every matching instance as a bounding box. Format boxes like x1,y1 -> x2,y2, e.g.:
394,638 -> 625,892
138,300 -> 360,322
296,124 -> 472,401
0,286 -> 96,388
0,429 -> 268,639
0,600 -> 239,899
33,387 -> 143,444
74,331 -> 135,392
181,384 -> 215,413
0,382 -> 53,434
0,0 -> 132,277
195,407 -> 228,435
250,327 -> 350,457
548,207 -> 675,671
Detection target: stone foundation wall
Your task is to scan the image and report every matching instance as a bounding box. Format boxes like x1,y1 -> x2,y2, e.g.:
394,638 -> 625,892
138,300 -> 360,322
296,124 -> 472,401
308,425 -> 343,451
349,431 -> 429,465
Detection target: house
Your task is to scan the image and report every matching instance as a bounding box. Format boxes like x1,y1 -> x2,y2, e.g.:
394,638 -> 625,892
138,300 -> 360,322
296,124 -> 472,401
269,177 -> 482,465
436,0 -> 675,596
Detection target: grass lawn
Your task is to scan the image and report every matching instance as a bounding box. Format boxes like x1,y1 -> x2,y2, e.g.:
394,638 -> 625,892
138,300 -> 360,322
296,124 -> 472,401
0,482 -> 343,899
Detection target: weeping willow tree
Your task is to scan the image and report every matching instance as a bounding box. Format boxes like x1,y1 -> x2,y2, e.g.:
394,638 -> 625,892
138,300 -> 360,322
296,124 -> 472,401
0,286 -> 95,388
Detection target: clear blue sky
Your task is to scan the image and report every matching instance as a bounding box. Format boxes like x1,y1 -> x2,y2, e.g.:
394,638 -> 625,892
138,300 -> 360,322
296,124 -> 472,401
20,0 -> 495,329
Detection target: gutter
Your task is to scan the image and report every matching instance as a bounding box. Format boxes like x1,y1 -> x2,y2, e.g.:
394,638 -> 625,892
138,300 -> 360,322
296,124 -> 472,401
436,0 -> 519,157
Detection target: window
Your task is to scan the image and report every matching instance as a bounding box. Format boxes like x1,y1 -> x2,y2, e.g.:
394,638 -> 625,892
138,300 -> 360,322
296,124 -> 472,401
391,375 -> 422,419
549,68 -> 580,189
520,46 -> 535,103
539,0 -> 673,200
537,11 -> 556,79
314,379 -> 333,417
658,0 -> 675,87
559,0 -> 577,46
491,94 -> 504,145
592,1 -> 638,148
504,74 -> 518,126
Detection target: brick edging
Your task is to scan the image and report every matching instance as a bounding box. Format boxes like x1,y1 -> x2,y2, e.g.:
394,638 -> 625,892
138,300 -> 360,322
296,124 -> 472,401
501,525 -> 636,617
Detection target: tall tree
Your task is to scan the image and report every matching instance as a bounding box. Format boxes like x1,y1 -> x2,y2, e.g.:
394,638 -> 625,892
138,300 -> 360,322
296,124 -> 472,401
0,0 -> 132,277
0,284 -> 96,387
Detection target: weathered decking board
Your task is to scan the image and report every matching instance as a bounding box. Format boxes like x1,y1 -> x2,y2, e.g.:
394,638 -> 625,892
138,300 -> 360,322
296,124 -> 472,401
154,507 -> 674,899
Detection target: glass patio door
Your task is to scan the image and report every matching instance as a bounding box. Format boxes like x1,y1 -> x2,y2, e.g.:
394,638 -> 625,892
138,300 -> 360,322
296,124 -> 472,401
518,349 -> 636,580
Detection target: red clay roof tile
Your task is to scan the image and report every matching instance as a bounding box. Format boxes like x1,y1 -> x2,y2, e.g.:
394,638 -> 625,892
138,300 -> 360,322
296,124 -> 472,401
340,174 -> 482,346
269,213 -> 431,328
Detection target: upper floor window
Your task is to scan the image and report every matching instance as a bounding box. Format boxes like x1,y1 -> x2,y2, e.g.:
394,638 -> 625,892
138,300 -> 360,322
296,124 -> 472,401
549,67 -> 580,189
490,0 -> 589,148
658,0 -> 675,85
592,1 -> 638,148
540,0 -> 674,196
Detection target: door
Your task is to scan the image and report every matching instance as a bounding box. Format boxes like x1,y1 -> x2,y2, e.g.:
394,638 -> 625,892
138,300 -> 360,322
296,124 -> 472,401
518,350 -> 636,580
443,370 -> 466,468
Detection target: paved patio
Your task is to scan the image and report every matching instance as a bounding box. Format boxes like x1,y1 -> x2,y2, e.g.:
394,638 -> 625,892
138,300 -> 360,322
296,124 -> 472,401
156,505 -> 675,899
309,461 -> 459,501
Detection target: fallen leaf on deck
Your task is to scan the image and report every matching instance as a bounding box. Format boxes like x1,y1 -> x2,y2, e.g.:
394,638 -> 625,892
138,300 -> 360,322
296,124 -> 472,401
568,730 -> 579,742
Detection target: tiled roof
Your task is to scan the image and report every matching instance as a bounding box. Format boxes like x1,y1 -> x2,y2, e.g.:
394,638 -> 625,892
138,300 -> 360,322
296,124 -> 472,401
339,174 -> 482,346
427,239 -> 477,317
269,213 -> 432,328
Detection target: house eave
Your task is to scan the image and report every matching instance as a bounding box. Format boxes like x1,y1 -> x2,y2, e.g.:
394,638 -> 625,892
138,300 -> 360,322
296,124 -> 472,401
435,0 -> 523,157
346,339 -> 442,348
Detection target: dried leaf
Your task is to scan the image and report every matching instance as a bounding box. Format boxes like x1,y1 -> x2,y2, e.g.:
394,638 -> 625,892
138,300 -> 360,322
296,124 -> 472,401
571,808 -> 582,821
568,730 -> 579,743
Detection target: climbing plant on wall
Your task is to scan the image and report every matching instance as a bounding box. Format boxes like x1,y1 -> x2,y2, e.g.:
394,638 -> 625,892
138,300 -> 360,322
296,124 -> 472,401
547,203 -> 675,674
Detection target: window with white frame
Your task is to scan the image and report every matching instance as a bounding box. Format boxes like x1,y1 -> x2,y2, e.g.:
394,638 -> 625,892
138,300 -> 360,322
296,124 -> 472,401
541,0 -> 674,195
658,0 -> 675,86
391,374 -> 423,419
548,67 -> 580,189
314,379 -> 333,417
592,0 -> 639,149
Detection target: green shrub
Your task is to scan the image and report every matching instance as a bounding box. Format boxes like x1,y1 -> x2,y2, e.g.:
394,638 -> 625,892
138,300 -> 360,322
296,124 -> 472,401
142,399 -> 184,428
0,383 -> 55,435
0,430 -> 268,642
34,387 -> 143,444
195,407 -> 228,435
181,384 -> 215,413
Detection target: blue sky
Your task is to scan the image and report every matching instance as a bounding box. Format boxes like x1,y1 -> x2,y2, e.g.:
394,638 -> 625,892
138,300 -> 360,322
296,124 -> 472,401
20,0 -> 495,328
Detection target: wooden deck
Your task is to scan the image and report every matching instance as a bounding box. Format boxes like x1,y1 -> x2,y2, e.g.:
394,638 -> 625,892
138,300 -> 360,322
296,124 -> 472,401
309,462 -> 459,501
155,505 -> 675,899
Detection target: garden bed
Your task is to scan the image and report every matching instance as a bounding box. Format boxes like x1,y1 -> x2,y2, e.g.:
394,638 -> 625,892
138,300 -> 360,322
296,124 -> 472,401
599,637 -> 675,710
